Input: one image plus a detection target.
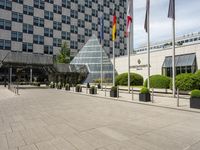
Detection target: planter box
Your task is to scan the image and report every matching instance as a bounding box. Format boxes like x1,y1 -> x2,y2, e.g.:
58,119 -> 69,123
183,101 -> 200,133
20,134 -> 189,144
110,91 -> 117,97
97,84 -> 101,89
75,87 -> 82,92
190,97 -> 200,109
139,93 -> 151,102
89,88 -> 97,94
65,86 -> 70,91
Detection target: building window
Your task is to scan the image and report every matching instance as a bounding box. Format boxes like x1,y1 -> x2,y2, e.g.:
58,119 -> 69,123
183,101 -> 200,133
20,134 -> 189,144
92,23 -> 97,31
85,0 -> 92,8
53,21 -> 62,30
23,43 -> 33,52
62,15 -> 70,24
78,35 -> 85,43
70,41 -> 78,49
53,38 -> 61,47
53,5 -> 62,14
11,31 -> 22,42
78,4 -> 85,13
61,31 -> 70,40
70,25 -> 78,34
44,45 -> 53,54
44,11 -> 53,20
34,17 -> 44,27
23,5 -> 34,16
23,24 -> 33,34
92,9 -> 98,17
12,0 -> 23,4
85,14 -> 92,22
34,0 -> 44,9
45,0 -> 53,4
70,10 -> 78,19
0,19 -> 11,30
0,39 -> 11,50
78,20 -> 85,28
85,29 -> 92,36
12,12 -> 23,23
44,28 -> 53,37
33,35 -> 44,44
0,0 -> 11,10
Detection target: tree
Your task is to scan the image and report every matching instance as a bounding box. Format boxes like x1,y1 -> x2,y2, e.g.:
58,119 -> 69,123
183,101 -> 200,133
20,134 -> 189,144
57,41 -> 70,64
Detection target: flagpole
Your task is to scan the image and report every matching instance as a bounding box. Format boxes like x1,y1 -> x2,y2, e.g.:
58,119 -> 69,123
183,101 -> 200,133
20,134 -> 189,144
113,41 -> 115,86
101,40 -> 103,91
147,0 -> 150,89
172,18 -> 175,97
128,33 -> 130,93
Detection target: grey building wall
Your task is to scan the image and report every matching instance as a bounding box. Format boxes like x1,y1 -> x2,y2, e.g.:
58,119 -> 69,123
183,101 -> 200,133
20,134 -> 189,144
0,0 -> 127,59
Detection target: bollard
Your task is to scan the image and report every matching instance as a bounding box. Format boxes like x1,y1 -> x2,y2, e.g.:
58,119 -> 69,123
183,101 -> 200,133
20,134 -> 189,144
151,88 -> 154,103
86,86 -> 88,94
177,89 -> 179,107
117,86 -> 119,99
17,84 -> 19,95
131,87 -> 134,100
105,85 -> 106,97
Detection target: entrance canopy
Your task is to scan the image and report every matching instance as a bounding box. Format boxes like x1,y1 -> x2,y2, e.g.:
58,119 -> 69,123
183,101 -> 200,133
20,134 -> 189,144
162,53 -> 196,68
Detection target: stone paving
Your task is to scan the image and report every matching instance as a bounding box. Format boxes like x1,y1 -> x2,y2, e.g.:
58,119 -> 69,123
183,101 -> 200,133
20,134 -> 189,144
0,87 -> 200,150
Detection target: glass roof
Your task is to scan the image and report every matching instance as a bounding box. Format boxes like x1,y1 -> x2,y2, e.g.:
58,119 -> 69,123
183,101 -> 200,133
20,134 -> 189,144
162,53 -> 196,68
70,34 -> 115,83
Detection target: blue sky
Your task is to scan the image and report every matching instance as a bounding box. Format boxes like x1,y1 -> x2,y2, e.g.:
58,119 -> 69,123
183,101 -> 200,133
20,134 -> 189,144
133,0 -> 200,48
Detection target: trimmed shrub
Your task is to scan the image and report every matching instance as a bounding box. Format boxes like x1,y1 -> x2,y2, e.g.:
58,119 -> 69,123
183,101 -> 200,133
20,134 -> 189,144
191,90 -> 200,98
50,81 -> 55,88
140,87 -> 150,94
57,82 -> 62,89
111,86 -> 117,92
115,73 -> 143,86
175,73 -> 197,91
144,75 -> 171,89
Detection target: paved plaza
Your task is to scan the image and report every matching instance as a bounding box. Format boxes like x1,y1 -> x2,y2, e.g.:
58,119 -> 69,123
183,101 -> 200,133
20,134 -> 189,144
1,88 -> 200,150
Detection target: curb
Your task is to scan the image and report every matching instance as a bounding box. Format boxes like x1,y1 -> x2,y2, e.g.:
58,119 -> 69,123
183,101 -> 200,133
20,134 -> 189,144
62,89 -> 200,114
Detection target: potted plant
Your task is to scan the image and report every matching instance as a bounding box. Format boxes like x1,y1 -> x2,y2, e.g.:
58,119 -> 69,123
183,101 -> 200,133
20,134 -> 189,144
50,81 -> 55,88
139,87 -> 150,102
110,86 -> 118,97
75,85 -> 82,92
57,82 -> 62,89
190,90 -> 200,109
89,86 -> 97,94
65,83 -> 70,91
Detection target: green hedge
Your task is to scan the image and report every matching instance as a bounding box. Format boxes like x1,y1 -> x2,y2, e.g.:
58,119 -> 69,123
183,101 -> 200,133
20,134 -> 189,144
115,73 -> 143,86
175,73 -> 197,91
144,75 -> 171,89
191,90 -> 200,98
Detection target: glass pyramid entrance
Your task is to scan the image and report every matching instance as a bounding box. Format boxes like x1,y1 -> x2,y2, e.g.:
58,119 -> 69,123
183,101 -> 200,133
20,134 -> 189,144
70,35 -> 115,83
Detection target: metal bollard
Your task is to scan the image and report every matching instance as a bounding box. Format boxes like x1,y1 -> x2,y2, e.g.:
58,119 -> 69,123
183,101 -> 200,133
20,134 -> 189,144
151,88 -> 154,103
117,86 -> 119,99
105,85 -> 106,97
177,89 -> 179,107
132,87 -> 134,100
17,84 -> 19,95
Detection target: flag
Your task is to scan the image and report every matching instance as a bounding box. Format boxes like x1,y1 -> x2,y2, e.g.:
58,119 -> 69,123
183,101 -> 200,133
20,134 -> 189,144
126,0 -> 133,37
168,0 -> 175,19
112,10 -> 117,41
144,0 -> 150,33
100,15 -> 104,44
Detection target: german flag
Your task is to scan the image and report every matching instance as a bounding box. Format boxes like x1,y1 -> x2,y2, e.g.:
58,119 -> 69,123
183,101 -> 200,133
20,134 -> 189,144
112,10 -> 117,41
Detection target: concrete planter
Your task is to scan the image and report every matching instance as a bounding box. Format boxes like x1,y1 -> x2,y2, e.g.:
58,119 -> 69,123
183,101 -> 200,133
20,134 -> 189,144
65,86 -> 70,91
89,88 -> 97,94
139,93 -> 151,102
190,97 -> 200,109
75,86 -> 82,92
110,91 -> 117,97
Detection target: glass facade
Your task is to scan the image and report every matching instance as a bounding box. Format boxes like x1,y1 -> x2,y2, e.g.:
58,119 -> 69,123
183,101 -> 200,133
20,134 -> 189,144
70,35 -> 115,83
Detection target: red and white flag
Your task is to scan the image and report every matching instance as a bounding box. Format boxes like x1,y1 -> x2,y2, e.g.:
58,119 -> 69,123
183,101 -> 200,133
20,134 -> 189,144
126,0 -> 133,37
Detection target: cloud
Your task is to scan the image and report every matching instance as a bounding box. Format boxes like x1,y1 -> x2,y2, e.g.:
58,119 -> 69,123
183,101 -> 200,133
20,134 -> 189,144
133,0 -> 200,48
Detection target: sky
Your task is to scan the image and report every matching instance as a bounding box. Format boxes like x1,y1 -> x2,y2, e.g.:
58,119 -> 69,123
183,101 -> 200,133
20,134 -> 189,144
133,0 -> 200,48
